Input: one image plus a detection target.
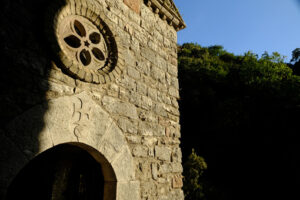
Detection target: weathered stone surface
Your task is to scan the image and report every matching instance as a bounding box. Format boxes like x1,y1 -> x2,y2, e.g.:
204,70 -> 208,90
142,137 -> 158,147
167,63 -> 178,77
136,161 -> 152,181
172,175 -> 183,189
141,95 -> 153,110
136,60 -> 151,76
119,75 -> 137,92
112,147 -> 135,181
141,46 -> 156,62
133,145 -> 149,157
158,196 -> 169,200
6,92 -> 119,154
148,87 -> 158,101
139,110 -> 158,123
172,147 -> 182,163
102,95 -> 138,119
168,86 -> 180,98
155,146 -> 171,161
137,81 -> 148,96
98,122 -> 127,160
151,163 -> 158,180
138,122 -> 154,136
107,83 -> 120,97
171,163 -> 183,173
124,0 -> 141,14
129,91 -> 142,107
126,135 -> 142,144
169,189 -> 184,200
118,117 -> 138,134
128,66 -> 141,80
151,66 -> 166,83
141,181 -> 158,198
47,80 -> 75,96
0,0 -> 184,199
153,102 -> 168,117
160,163 -> 172,174
117,181 -> 140,200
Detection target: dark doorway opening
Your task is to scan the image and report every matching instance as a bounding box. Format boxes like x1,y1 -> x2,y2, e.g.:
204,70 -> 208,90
6,144 -> 105,200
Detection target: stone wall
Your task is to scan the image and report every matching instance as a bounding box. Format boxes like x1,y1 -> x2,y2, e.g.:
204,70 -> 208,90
0,0 -> 184,199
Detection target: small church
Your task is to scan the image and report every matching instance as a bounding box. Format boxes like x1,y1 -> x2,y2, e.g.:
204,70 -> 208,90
0,0 -> 185,199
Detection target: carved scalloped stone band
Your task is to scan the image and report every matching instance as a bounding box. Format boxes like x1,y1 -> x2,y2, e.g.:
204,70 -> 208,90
144,0 -> 186,31
51,0 -> 124,84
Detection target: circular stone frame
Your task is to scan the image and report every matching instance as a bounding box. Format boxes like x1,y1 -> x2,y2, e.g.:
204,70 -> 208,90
47,0 -> 124,84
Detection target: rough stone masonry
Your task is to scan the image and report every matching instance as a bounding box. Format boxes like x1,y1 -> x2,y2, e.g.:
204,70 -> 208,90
0,0 -> 186,199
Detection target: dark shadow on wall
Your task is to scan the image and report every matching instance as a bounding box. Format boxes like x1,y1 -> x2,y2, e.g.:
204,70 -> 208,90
0,0 -> 67,198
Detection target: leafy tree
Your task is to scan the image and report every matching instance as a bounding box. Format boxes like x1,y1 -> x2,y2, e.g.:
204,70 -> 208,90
179,43 -> 300,200
261,51 -> 286,63
291,48 -> 300,63
179,43 -> 300,136
290,48 -> 300,75
183,149 -> 208,200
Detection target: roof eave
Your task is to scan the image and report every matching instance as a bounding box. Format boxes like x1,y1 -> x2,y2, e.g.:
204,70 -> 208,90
144,0 -> 186,31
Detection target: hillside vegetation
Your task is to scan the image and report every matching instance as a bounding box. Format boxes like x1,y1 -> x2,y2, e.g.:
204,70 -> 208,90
179,44 -> 300,200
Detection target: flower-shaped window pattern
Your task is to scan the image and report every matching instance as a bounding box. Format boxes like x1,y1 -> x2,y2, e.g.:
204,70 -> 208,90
58,15 -> 108,70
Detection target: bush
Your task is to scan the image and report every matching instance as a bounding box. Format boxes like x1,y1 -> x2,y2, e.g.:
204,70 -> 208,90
183,149 -> 208,200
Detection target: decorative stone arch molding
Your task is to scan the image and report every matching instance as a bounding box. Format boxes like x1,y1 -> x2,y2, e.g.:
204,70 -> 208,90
3,92 -> 140,200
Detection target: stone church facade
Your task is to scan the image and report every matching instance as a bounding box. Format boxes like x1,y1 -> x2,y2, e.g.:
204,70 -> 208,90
0,0 -> 185,199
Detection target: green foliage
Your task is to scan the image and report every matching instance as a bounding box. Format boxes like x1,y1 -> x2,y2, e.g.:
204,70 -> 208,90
291,48 -> 300,63
290,48 -> 300,75
261,51 -> 286,63
179,44 -> 300,200
183,149 -> 208,200
178,43 -> 300,130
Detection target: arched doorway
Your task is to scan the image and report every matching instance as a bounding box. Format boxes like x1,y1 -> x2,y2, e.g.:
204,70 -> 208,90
3,92 -> 139,200
6,144 -> 108,200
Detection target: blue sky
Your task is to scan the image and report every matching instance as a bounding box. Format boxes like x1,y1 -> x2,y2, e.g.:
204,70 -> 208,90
174,0 -> 300,62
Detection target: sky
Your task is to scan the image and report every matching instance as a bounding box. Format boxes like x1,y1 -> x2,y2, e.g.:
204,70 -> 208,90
174,0 -> 300,62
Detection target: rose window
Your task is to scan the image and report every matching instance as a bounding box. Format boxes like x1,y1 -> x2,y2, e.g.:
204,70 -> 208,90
48,2 -> 121,84
58,15 -> 108,70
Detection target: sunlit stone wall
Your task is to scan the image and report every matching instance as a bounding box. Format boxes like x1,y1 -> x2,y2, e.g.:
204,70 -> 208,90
0,0 -> 185,199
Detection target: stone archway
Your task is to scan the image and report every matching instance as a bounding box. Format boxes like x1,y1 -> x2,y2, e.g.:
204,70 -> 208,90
6,143 -> 109,200
4,92 -> 140,200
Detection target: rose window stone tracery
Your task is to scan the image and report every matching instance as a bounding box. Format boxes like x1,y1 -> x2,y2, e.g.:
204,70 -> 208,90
59,16 -> 108,70
47,1 -> 122,84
